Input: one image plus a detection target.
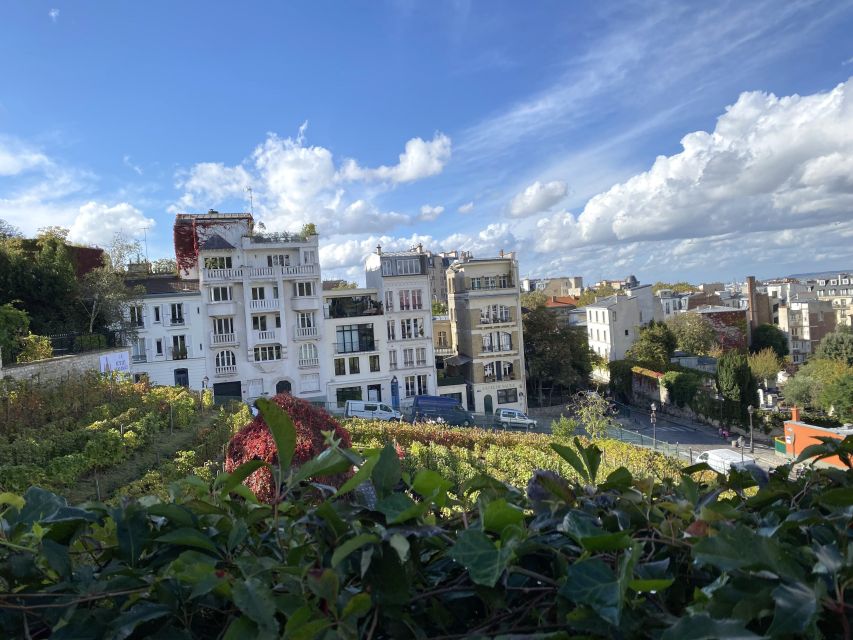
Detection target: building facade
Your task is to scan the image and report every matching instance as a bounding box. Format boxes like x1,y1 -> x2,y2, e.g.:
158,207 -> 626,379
778,298 -> 837,364
447,254 -> 527,414
807,273 -> 853,328
585,285 -> 658,361
365,247 -> 438,407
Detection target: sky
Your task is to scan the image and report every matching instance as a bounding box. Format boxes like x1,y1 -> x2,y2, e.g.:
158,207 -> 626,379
1,1 -> 853,286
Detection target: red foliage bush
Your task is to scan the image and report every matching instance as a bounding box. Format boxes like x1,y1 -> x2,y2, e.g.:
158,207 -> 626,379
225,394 -> 353,503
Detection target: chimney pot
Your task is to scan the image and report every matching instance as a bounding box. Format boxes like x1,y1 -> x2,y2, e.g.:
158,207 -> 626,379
790,406 -> 800,422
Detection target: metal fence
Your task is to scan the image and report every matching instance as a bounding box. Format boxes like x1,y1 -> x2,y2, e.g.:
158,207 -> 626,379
47,331 -> 121,356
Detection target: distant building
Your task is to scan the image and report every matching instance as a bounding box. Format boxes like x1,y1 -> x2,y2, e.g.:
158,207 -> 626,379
585,284 -> 658,361
806,272 -> 853,328
656,289 -> 691,319
778,298 -> 836,364
543,296 -> 582,328
689,306 -> 749,351
541,276 -> 584,298
424,249 -> 459,306
594,275 -> 638,291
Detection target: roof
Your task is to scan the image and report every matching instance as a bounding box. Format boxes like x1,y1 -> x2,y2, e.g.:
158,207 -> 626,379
125,275 -> 200,296
586,294 -> 625,309
544,296 -> 579,308
445,354 -> 473,366
691,305 -> 745,314
199,234 -> 235,250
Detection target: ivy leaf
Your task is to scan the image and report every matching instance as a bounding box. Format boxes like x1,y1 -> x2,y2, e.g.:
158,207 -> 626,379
0,492 -> 25,511
342,592 -> 372,619
376,494 -> 429,524
371,443 -> 402,498
573,437 -> 602,484
482,498 -> 525,536
661,614 -> 764,640
156,527 -> 218,555
107,603 -> 172,640
551,442 -> 589,483
331,534 -> 379,568
41,538 -> 71,579
449,529 -> 514,588
817,487 -> 853,507
412,469 -> 452,507
233,577 -> 279,637
256,397 -> 296,472
223,616 -> 258,640
560,558 -> 621,626
767,582 -> 820,636
215,460 -> 268,495
560,511 -> 632,552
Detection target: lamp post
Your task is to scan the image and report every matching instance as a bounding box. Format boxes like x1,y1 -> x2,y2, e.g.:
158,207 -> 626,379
650,402 -> 657,449
202,376 -> 209,389
747,404 -> 755,454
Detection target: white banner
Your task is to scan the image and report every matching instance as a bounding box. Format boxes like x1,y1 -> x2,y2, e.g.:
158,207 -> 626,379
99,351 -> 130,373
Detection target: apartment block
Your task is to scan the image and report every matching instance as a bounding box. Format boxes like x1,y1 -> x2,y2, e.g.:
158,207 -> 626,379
447,254 -> 527,414
808,273 -> 853,328
585,284 -> 659,361
322,288 -> 392,409
365,246 -> 437,406
778,298 -> 837,364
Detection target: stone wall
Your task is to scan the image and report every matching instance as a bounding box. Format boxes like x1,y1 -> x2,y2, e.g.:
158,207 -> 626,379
0,348 -> 129,384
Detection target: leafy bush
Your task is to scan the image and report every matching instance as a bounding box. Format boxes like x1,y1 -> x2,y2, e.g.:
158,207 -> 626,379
73,332 -> 106,352
661,370 -> 702,407
0,401 -> 850,639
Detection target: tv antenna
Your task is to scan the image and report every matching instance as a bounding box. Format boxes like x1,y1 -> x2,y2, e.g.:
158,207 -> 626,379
141,226 -> 150,262
246,186 -> 254,215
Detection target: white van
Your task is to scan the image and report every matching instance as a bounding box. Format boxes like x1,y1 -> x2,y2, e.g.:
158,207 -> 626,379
695,449 -> 756,475
344,400 -> 401,421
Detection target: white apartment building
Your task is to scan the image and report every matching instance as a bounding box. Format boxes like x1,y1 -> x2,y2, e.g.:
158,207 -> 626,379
808,273 -> 853,328
365,246 -> 437,407
778,298 -> 837,364
171,212 -> 327,403
322,288 -> 393,410
586,284 -> 659,361
125,274 -> 207,389
656,289 -> 690,319
447,254 -> 527,415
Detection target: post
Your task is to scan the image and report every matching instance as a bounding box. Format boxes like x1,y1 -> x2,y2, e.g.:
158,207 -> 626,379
689,447 -> 693,463
619,425 -> 623,441
747,405 -> 755,454
650,403 -> 657,450
170,404 -> 174,435
95,475 -> 101,502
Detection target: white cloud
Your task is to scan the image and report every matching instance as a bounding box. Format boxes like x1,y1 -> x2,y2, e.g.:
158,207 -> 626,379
48,8 -> 59,22
177,162 -> 253,209
123,155 -> 143,176
418,204 -> 444,221
508,180 -> 568,218
458,201 -> 474,214
68,202 -> 155,247
0,137 -> 51,176
339,133 -> 452,183
337,200 -> 410,233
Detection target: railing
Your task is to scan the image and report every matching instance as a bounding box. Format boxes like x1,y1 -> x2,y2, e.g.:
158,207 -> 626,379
170,347 -> 189,360
438,375 -> 465,387
334,343 -> 377,354
203,268 -> 243,281
295,326 -> 318,339
256,330 -> 277,342
251,266 -> 276,278
247,231 -> 308,244
250,298 -> 278,311
169,317 -> 185,326
480,345 -> 513,354
131,354 -> 147,363
283,264 -> 315,277
210,332 -> 237,345
416,359 -> 427,366
215,365 -> 238,377
390,363 -> 398,370
299,357 -> 320,368
484,374 -> 517,382
479,316 -> 512,325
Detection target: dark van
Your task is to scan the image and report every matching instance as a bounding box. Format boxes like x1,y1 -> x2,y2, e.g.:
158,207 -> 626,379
410,395 -> 475,426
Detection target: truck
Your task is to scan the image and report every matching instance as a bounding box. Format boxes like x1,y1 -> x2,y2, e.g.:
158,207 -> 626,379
695,449 -> 757,475
409,395 -> 475,427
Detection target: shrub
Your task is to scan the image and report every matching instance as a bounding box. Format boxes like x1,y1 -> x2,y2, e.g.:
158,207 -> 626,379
226,393 -> 352,503
661,370 -> 702,407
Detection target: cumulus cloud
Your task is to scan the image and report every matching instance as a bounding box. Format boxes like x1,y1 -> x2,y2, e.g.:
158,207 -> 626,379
176,162 -> 253,209
68,202 -> 155,246
458,201 -> 475,214
0,137 -> 51,176
418,204 -> 444,221
508,180 -> 568,217
339,133 -> 452,183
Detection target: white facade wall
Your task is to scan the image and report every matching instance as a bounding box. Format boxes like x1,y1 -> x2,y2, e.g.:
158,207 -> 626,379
586,294 -> 645,362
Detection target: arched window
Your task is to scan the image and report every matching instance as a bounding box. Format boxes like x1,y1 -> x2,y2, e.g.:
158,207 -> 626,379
299,343 -> 318,361
216,350 -> 236,368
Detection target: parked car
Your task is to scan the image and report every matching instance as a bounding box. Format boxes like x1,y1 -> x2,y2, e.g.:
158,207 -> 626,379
344,400 -> 401,421
695,449 -> 756,475
410,395 -> 475,427
495,408 -> 537,430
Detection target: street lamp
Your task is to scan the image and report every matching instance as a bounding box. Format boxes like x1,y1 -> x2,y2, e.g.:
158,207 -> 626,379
202,376 -> 209,389
747,404 -> 755,454
650,402 -> 657,449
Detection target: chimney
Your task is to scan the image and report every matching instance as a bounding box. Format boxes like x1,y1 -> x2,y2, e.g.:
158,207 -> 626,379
417,242 -> 423,254
499,249 -> 504,258
376,244 -> 382,255
790,406 -> 800,423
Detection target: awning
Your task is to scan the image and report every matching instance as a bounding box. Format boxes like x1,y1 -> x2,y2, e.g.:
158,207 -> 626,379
444,354 -> 472,366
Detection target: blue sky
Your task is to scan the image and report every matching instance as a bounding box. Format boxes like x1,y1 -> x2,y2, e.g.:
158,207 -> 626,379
2,1 -> 853,285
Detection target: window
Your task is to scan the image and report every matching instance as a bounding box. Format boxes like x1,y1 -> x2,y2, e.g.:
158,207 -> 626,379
297,312 -> 315,329
252,315 -> 268,331
253,345 -> 282,361
369,355 -> 380,372
482,334 -> 493,352
497,388 -> 518,404
396,258 -> 420,275
381,259 -> 393,276
416,347 -> 427,366
411,289 -> 423,310
389,350 -> 398,369
501,361 -> 514,379
437,331 -> 448,347
303,250 -> 316,264
298,343 -> 318,364
335,358 -> 346,375
267,254 -> 289,267
153,306 -> 161,323
624,329 -> 629,336
294,281 -> 315,297
216,350 -> 236,368
399,290 -> 411,310
336,386 -> 362,408
401,318 -> 424,339
471,277 -> 482,290
129,305 -> 144,327
169,303 -> 184,324
155,339 -> 163,356
213,317 -> 234,334
405,374 -> 428,396
273,286 -> 279,299
385,291 -> 394,312
348,357 -> 360,374
204,256 -> 232,269
251,287 -> 265,301
210,286 -> 232,302
403,348 -> 415,367
275,314 -> 281,328
500,332 -> 512,351
336,324 -> 375,353
387,320 -> 396,341
301,373 -> 320,392
484,276 -> 496,289
171,335 -> 187,359
405,376 -> 416,397
498,274 -> 510,288
484,362 -> 495,380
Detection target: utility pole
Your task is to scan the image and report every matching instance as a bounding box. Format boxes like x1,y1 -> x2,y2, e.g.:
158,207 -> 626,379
246,186 -> 254,215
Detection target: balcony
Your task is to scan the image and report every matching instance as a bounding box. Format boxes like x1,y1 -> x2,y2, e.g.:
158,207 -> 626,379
208,301 -> 237,316
244,231 -> 310,248
170,347 -> 190,360
255,329 -> 278,342
438,374 -> 465,387
215,365 -> 238,377
484,374 -> 517,383
210,332 -> 237,346
295,326 -> 318,340
131,354 -> 147,363
298,357 -> 320,368
169,317 -> 185,327
479,315 -> 513,326
325,298 -> 383,319
250,298 -> 278,311
334,342 -> 377,354
292,296 -> 319,311
203,267 -> 244,281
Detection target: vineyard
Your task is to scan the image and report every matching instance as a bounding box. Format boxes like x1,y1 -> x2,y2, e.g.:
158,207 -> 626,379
0,374 -> 247,502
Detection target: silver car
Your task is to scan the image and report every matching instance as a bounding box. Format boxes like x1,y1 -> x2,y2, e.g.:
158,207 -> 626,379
495,408 -> 537,430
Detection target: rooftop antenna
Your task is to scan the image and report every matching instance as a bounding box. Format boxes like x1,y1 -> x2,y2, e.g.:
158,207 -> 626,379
246,186 -> 254,215
141,226 -> 150,262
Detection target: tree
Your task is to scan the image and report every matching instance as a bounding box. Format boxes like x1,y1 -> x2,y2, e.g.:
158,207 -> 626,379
301,222 -> 318,237
820,374 -> 853,422
36,226 -> 70,242
747,347 -> 781,388
0,219 -> 21,239
16,333 -> 52,363
520,290 -> 547,309
79,267 -> 143,334
106,232 -> 142,272
567,390 -> 616,439
750,323 -> 789,358
716,351 -> 758,407
431,301 -> 447,315
815,326 -> 853,366
625,320 -> 676,371
666,313 -> 716,355
524,306 -> 592,405
333,281 -> 358,290
575,285 -> 619,308
652,281 -> 696,293
151,258 -> 177,274
0,303 -> 29,364
783,357 -> 853,411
